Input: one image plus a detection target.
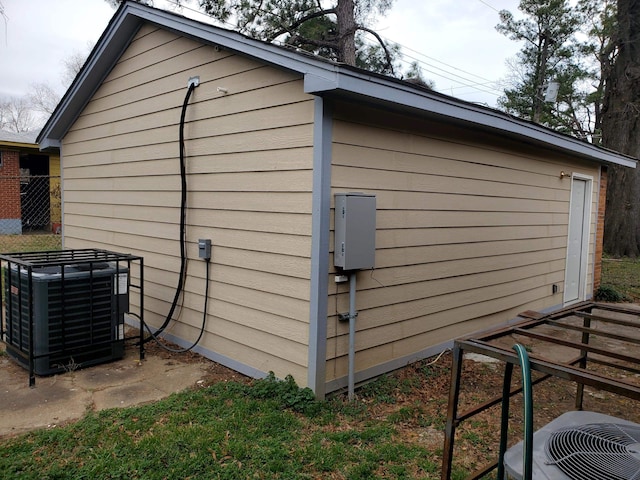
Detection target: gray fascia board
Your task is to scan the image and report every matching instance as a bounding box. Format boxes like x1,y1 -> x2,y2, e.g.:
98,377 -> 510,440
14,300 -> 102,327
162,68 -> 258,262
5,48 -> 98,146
304,73 -> 339,94
305,71 -> 637,169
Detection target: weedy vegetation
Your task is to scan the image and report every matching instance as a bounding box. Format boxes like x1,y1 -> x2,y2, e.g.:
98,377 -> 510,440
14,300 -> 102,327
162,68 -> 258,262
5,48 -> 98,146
0,371 -> 465,479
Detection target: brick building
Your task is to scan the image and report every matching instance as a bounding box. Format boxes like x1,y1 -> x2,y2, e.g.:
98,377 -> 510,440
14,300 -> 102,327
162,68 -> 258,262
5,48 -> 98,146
0,148 -> 21,234
0,130 -> 60,235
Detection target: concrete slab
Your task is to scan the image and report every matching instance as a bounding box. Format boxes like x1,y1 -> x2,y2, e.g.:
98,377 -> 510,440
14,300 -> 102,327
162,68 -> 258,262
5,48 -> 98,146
0,343 -> 214,437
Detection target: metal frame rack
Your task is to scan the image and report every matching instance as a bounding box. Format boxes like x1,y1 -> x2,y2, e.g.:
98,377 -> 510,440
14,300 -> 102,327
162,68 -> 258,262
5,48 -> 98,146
1,248 -> 144,386
441,301 -> 640,480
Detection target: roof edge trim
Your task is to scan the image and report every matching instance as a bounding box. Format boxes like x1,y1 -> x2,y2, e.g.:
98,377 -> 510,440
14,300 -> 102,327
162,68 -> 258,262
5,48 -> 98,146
38,1 -> 637,170
305,71 -> 636,169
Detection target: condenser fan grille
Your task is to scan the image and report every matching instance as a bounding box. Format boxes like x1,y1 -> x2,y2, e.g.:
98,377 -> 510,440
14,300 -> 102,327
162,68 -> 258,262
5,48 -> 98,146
545,423 -> 640,480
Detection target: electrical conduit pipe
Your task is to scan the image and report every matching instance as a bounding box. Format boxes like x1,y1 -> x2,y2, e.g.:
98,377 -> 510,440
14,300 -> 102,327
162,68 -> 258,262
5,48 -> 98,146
348,272 -> 357,401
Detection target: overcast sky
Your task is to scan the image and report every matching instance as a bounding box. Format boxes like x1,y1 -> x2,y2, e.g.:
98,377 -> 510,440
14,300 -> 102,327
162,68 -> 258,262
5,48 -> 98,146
0,0 -> 521,108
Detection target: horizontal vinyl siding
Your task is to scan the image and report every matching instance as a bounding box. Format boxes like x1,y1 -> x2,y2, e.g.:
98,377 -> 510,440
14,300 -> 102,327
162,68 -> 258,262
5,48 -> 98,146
61,24 -> 315,384
326,102 -> 600,384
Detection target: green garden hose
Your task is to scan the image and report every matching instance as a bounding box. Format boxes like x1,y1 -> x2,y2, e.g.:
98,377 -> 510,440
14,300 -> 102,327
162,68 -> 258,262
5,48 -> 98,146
513,343 -> 534,480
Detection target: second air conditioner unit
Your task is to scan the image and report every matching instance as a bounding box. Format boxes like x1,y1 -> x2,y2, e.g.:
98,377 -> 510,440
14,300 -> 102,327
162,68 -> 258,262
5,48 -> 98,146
503,410 -> 640,480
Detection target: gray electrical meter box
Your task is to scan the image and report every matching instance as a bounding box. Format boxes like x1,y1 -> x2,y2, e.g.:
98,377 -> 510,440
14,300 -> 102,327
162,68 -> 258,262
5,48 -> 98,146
334,193 -> 376,270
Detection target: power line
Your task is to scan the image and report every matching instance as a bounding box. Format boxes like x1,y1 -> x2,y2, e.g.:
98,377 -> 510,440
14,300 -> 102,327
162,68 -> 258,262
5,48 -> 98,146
358,30 -> 505,99
160,0 -> 507,101
396,40 -> 498,85
392,45 -> 504,95
395,52 -> 503,98
477,0 -> 501,13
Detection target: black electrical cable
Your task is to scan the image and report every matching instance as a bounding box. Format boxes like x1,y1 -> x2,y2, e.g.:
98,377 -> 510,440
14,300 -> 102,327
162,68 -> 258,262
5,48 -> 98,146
143,82 -> 197,343
134,257 -> 211,353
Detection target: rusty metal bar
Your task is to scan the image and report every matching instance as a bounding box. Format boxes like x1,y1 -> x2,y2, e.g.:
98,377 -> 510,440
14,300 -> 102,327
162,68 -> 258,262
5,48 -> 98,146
587,357 -> 640,375
545,319 -> 640,346
467,339 -> 640,399
589,303 -> 640,316
442,343 -> 464,480
496,362 -> 514,480
575,315 -> 591,410
466,460 -> 499,480
456,371 -> 552,424
457,317 -> 543,343
574,311 -> 640,329
512,328 -> 640,366
459,302 -> 594,344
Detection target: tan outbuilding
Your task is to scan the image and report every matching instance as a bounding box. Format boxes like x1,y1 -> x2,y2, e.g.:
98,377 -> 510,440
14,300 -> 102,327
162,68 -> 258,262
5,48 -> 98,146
38,2 -> 636,397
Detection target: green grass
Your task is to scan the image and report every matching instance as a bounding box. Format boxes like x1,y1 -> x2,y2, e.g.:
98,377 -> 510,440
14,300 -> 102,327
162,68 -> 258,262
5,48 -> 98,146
0,233 -> 61,254
600,256 -> 640,301
1,234 -> 61,302
0,374 -> 443,479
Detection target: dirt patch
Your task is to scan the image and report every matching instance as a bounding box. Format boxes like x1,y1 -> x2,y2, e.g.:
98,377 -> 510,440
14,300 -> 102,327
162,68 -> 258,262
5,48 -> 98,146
137,332 -> 250,387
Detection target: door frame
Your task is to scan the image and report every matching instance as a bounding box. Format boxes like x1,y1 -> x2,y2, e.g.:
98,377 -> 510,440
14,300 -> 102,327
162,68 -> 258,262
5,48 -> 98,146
563,173 -> 593,305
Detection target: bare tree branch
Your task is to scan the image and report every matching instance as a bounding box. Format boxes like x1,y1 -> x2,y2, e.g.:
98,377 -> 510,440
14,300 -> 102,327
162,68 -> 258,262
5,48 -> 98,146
356,25 -> 394,74
267,7 -> 337,41
0,96 -> 37,133
0,0 -> 7,46
28,83 -> 60,116
62,50 -> 88,87
287,33 -> 339,51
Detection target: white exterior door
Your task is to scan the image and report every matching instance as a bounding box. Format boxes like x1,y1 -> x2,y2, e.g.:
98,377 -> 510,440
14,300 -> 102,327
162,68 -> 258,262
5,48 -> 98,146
564,175 -> 592,304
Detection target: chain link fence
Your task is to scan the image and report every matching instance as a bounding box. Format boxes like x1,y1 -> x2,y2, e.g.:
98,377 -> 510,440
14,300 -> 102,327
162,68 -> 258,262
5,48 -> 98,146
0,174 -> 62,253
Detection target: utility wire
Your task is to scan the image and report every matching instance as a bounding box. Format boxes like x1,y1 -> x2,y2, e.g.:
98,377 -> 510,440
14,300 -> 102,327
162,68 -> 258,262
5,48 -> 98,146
393,49 -> 504,97
161,0 -> 506,100
395,38 -> 499,85
477,0 -> 501,13
359,31 -> 505,98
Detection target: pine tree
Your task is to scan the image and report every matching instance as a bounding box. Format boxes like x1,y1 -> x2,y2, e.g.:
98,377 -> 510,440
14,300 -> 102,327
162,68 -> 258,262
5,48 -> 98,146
601,0 -> 640,257
495,0 -> 590,135
198,0 -> 397,73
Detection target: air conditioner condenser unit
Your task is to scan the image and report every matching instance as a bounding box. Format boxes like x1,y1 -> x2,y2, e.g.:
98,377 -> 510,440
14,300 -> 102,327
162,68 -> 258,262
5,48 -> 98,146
504,410 -> 640,480
3,262 -> 129,375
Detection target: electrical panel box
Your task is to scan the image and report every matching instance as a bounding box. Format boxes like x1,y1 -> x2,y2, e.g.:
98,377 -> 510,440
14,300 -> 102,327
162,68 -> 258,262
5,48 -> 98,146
334,193 -> 376,270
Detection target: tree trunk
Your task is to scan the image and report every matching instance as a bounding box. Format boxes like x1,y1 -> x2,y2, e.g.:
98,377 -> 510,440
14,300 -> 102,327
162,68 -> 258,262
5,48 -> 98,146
532,32 -> 550,123
602,0 -> 640,257
336,0 -> 357,65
